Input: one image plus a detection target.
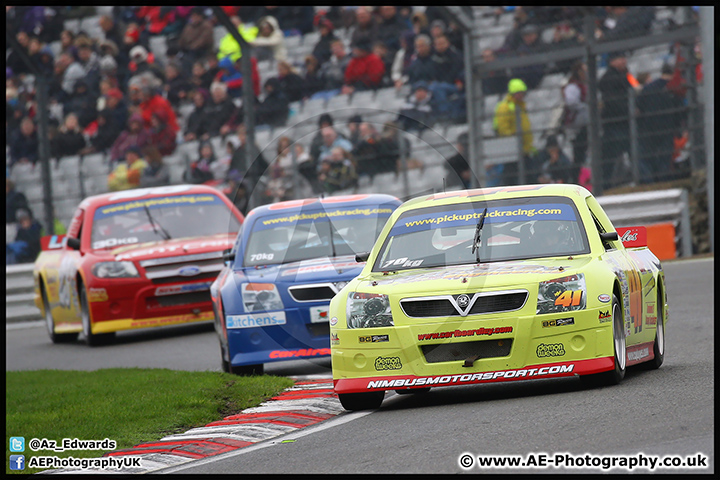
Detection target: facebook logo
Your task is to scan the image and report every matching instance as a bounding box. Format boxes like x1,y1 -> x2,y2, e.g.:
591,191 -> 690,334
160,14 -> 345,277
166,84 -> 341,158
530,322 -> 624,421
10,436 -> 25,452
10,455 -> 25,471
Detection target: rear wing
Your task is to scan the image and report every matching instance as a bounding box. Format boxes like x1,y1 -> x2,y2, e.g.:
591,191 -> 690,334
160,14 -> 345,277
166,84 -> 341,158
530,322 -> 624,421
615,226 -> 647,248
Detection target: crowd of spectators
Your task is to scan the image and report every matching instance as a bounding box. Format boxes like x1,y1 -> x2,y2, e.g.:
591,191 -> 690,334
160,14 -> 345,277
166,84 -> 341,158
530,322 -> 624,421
5,6 -> 702,264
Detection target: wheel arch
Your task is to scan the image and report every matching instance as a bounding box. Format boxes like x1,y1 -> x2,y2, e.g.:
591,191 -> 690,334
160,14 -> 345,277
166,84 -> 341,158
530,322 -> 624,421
612,278 -> 623,313
75,271 -> 95,328
656,275 -> 667,325
38,274 -> 49,316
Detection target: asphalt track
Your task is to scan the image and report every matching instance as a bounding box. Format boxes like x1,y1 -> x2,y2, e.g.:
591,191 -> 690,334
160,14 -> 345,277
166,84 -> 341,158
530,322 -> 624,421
5,257 -> 714,474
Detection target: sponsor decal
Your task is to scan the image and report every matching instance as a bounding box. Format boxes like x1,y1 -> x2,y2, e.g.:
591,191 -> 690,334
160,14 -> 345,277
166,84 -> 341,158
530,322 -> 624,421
365,364 -> 576,388
374,264 -> 562,286
598,310 -> 612,322
257,208 -> 394,231
331,333 -> 340,345
374,356 -> 402,371
129,311 -> 213,328
154,282 -> 213,296
97,193 -> 222,219
116,240 -> 231,260
393,203 -> 577,236
598,294 -> 611,303
310,305 -> 330,323
627,347 -> 650,362
226,311 -> 287,329
542,317 -> 574,328
645,302 -> 657,325
643,275 -> 656,298
282,262 -> 362,276
269,348 -> 330,358
250,253 -> 274,262
359,334 -> 389,343
93,237 -> 140,250
330,316 -> 338,326
87,288 -> 108,303
537,274 -> 586,314
107,185 -> 193,202
417,326 -> 513,341
380,258 -> 424,269
536,343 -> 566,358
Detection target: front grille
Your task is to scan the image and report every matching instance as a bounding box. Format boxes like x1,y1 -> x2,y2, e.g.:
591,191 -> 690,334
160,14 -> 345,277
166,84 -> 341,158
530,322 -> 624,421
147,291 -> 211,308
140,253 -> 224,284
150,272 -> 218,285
402,299 -> 456,317
289,285 -> 336,302
306,322 -> 330,337
468,292 -> 527,315
401,291 -> 528,318
421,339 -> 513,363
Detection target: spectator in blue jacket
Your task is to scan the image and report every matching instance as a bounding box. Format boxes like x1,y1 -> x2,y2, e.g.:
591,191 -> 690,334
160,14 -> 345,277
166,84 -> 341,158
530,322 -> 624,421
9,117 -> 39,167
405,35 -> 436,86
6,180 -> 31,224
6,208 -> 42,264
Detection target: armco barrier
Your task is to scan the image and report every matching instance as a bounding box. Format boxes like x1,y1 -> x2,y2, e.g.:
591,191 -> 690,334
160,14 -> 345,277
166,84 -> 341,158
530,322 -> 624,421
4,188 -> 692,323
6,263 -> 41,322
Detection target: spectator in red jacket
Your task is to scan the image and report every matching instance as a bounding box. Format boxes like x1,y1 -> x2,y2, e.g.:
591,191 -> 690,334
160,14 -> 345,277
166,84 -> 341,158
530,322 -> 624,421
135,6 -> 177,37
130,81 -> 179,134
342,38 -> 386,95
148,110 -> 177,156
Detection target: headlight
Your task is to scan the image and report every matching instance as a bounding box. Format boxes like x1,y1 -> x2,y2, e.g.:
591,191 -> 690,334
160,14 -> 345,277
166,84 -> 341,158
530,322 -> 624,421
537,274 -> 586,314
242,283 -> 284,312
92,261 -> 139,278
346,292 -> 393,328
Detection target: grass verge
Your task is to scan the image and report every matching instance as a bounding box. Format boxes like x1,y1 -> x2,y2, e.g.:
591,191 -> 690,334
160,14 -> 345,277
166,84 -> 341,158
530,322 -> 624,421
6,368 -> 295,474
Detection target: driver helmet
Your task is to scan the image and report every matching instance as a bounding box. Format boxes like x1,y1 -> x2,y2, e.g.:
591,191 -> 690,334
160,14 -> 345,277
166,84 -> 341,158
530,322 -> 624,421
533,220 -> 565,244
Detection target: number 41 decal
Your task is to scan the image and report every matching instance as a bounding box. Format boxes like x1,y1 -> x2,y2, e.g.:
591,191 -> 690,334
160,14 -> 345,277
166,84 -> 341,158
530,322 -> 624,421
554,290 -> 583,307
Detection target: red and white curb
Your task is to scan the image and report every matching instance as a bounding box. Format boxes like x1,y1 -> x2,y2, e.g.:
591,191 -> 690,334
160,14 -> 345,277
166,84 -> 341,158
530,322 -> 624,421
44,377 -> 341,474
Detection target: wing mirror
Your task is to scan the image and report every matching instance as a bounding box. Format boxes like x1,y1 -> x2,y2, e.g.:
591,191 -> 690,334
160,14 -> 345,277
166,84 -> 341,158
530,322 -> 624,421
222,248 -> 236,263
355,251 -> 370,263
599,231 -> 619,242
66,237 -> 81,250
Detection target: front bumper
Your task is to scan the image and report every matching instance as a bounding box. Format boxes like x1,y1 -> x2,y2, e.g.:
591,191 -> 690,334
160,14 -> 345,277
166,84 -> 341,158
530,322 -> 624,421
227,307 -> 331,367
92,311 -> 214,333
332,307 -> 615,393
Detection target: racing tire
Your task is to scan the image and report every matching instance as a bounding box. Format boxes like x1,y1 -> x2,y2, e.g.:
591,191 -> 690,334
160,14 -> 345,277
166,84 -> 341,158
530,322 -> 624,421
338,391 -> 385,411
229,363 -> 264,376
219,341 -> 231,373
221,355 -> 231,374
643,289 -> 665,370
80,284 -> 114,347
42,284 -> 78,343
582,295 -> 626,387
395,388 -> 431,395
